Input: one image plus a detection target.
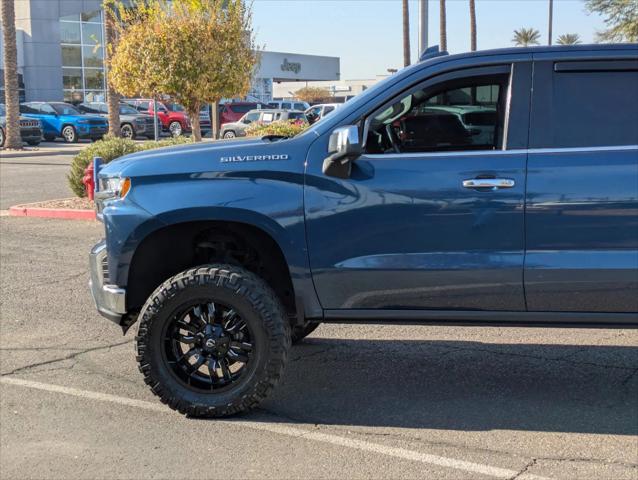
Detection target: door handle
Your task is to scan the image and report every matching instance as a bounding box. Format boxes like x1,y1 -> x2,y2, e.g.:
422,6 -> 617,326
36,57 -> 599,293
462,178 -> 515,190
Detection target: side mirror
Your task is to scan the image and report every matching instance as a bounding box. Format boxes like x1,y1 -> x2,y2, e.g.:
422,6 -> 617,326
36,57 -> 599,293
322,125 -> 362,179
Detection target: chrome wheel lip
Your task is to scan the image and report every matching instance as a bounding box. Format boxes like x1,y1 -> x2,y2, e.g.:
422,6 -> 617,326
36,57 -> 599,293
121,125 -> 134,138
169,122 -> 182,137
62,126 -> 75,142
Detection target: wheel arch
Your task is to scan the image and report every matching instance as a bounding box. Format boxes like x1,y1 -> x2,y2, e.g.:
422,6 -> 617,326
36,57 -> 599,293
124,216 -> 303,325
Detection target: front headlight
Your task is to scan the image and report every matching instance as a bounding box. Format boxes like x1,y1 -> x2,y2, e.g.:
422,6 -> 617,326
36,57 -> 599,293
97,177 -> 131,201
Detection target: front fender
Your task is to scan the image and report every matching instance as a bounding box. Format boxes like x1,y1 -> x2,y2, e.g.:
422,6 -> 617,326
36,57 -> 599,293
106,172 -> 321,319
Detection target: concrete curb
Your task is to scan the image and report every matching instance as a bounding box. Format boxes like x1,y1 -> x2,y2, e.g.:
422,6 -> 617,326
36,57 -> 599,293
9,203 -> 96,221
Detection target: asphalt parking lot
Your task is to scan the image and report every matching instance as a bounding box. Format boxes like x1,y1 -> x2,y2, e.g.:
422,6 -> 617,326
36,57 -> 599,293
0,142 -> 80,209
0,153 -> 637,479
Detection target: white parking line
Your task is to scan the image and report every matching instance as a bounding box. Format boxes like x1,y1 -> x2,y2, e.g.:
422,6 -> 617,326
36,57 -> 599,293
1,376 -> 551,480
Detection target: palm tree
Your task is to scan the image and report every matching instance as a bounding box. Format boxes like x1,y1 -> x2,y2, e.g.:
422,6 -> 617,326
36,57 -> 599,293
103,2 -> 121,137
1,0 -> 22,149
469,0 -> 477,51
402,0 -> 410,67
556,33 -> 581,45
439,0 -> 447,51
512,27 -> 541,47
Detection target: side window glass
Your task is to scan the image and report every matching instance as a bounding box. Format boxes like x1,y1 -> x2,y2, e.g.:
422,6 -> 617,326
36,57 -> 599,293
282,102 -> 292,109
323,106 -> 335,115
243,112 -> 259,124
139,101 -> 150,111
365,75 -> 507,154
533,66 -> 638,148
40,104 -> 57,115
294,103 -> 306,110
20,104 -> 39,114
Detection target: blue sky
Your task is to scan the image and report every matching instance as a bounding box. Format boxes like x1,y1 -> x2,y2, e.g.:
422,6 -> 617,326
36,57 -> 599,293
252,0 -> 607,79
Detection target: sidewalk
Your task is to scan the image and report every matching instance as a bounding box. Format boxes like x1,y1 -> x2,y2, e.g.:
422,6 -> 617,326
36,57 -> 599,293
0,141 -> 88,159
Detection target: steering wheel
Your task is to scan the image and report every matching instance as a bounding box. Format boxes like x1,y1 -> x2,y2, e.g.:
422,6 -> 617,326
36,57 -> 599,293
385,123 -> 401,154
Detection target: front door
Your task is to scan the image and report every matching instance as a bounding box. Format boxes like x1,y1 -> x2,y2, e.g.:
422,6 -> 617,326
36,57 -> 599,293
304,62 -> 532,312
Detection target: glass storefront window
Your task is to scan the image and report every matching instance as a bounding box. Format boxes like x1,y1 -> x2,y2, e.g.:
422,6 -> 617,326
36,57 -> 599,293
83,46 -> 104,68
60,10 -> 106,103
64,90 -> 84,103
81,10 -> 102,23
60,21 -> 81,44
62,68 -> 83,89
84,91 -> 106,102
81,22 -> 103,46
62,45 -> 82,67
84,69 -> 105,90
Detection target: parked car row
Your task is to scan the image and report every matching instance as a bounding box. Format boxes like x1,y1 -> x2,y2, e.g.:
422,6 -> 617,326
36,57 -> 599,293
20,102 -> 108,143
2,98 -> 324,146
123,99 -> 192,137
78,102 -> 155,139
0,103 -> 43,147
220,109 -> 307,139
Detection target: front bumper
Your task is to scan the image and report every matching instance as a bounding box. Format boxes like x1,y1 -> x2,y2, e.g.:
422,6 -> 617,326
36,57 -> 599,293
78,125 -> 108,139
89,240 -> 127,324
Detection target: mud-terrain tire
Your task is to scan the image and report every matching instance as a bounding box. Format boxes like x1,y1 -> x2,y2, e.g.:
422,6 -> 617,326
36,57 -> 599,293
291,322 -> 320,344
136,264 -> 291,417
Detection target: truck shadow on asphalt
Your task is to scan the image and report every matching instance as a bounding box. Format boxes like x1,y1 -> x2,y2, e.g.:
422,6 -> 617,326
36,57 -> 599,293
257,338 -> 638,435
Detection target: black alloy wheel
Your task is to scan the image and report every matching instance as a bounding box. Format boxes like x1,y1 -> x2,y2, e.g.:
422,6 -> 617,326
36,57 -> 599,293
136,264 -> 290,417
163,301 -> 254,391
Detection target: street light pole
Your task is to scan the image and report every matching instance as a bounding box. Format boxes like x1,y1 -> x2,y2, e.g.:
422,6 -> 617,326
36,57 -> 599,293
418,0 -> 428,57
548,0 -> 553,45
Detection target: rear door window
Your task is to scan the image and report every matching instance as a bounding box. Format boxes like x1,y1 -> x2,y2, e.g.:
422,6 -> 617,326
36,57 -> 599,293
530,60 -> 638,148
294,103 -> 306,110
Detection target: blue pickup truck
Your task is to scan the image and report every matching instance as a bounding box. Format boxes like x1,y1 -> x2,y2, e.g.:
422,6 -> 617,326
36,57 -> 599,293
90,44 -> 638,417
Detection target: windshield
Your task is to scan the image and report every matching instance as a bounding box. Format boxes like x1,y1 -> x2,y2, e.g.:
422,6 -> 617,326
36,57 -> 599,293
0,104 -> 5,116
51,103 -> 82,115
119,104 -> 139,115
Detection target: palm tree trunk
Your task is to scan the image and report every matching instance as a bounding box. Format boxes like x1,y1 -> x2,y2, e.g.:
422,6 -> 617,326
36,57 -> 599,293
469,0 -> 477,51
439,0 -> 447,52
103,4 -> 121,137
1,0 -> 23,149
402,0 -> 411,67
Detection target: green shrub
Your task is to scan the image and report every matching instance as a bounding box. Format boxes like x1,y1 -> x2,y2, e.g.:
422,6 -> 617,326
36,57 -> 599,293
68,135 -> 193,197
245,119 -> 309,139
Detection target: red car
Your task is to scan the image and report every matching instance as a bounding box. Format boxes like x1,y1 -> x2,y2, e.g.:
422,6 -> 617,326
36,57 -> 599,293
125,99 -> 191,137
219,102 -> 267,125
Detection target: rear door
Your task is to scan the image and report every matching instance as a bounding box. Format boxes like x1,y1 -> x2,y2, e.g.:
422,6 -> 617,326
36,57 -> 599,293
525,54 -> 638,312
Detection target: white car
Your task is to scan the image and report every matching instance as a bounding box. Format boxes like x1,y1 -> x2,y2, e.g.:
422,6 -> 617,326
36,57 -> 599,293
268,100 -> 310,111
305,103 -> 341,124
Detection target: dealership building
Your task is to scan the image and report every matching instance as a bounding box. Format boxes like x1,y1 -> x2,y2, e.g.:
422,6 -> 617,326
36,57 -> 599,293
0,0 -> 340,103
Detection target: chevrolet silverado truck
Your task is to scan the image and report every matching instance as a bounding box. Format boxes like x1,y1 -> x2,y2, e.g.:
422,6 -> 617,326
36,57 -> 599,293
90,45 -> 638,417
